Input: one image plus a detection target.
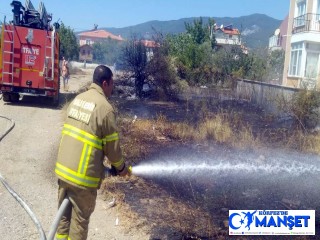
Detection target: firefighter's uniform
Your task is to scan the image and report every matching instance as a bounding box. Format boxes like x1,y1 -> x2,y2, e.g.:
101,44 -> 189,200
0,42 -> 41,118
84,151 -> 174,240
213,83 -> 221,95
55,83 -> 125,240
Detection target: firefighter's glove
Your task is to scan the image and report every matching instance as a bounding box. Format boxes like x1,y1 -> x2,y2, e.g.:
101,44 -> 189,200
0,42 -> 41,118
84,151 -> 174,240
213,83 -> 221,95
105,166 -> 117,177
117,163 -> 131,177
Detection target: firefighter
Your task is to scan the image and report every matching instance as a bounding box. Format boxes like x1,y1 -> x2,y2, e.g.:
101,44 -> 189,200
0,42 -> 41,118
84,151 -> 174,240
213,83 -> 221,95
55,65 -> 130,240
61,57 -> 70,91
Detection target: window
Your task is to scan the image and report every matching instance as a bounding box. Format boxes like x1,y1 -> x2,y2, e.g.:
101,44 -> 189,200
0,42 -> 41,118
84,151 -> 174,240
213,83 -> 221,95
305,43 -> 320,79
296,0 -> 306,26
289,42 -> 303,76
305,52 -> 319,78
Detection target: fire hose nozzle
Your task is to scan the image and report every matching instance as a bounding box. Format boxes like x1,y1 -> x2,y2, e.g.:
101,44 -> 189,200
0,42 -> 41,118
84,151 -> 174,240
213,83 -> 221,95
105,164 -> 133,177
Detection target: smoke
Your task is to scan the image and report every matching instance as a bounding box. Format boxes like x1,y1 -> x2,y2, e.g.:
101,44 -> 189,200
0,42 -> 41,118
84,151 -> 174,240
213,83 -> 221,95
241,25 -> 261,36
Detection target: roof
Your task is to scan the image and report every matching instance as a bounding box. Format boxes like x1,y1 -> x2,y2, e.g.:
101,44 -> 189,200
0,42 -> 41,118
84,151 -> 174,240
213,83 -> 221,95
222,28 -> 240,35
214,24 -> 240,35
79,30 -> 123,41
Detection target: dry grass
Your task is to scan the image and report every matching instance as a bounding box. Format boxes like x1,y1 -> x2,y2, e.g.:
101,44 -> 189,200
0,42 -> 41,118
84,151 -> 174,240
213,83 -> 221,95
120,112 -> 261,155
198,115 -> 233,143
285,130 -> 320,154
232,124 -> 258,148
172,122 -> 197,140
120,110 -> 320,155
303,133 -> 320,154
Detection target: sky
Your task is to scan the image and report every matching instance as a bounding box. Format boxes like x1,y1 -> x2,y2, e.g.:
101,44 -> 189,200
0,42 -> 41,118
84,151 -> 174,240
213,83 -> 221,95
0,0 -> 290,31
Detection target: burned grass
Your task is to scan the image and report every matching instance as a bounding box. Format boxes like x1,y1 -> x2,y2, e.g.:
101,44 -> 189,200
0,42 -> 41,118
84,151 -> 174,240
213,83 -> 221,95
117,98 -> 320,155
101,98 -> 320,239
103,175 -> 228,239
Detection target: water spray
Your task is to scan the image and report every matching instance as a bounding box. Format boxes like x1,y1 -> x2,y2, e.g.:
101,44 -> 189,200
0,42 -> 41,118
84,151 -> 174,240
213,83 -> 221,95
130,157 -> 320,178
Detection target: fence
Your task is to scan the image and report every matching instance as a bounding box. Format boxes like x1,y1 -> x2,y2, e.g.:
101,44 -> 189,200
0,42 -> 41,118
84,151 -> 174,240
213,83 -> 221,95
236,79 -> 300,115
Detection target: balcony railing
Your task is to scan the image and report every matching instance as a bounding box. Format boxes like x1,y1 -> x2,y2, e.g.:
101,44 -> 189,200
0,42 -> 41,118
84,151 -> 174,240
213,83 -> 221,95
215,37 -> 241,45
293,13 -> 320,34
269,35 -> 282,48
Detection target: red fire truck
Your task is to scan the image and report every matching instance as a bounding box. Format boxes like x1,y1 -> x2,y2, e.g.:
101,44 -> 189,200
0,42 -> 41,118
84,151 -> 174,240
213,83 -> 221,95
0,0 -> 60,105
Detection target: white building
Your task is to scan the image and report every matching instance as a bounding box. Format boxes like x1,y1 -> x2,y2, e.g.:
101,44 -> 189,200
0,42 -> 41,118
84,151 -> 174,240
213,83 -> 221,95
213,24 -> 242,46
283,0 -> 320,89
269,15 -> 289,51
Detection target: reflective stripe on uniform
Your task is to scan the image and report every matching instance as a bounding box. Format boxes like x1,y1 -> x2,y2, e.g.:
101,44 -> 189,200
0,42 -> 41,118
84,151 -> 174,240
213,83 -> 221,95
55,233 -> 68,240
102,132 -> 119,144
57,124 -> 121,187
111,158 -> 124,168
78,143 -> 93,175
55,162 -> 100,188
62,124 -> 102,150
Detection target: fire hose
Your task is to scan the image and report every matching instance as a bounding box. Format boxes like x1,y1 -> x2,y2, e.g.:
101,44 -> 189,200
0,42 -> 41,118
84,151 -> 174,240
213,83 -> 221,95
0,103 -> 70,240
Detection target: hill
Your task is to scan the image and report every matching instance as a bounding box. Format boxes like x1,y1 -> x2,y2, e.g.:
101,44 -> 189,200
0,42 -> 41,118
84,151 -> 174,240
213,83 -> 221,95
101,14 -> 282,49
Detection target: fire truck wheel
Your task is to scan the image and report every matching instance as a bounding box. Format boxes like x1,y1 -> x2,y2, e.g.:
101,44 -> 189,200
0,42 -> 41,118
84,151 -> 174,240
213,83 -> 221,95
10,94 -> 19,102
52,93 -> 60,107
2,93 -> 11,102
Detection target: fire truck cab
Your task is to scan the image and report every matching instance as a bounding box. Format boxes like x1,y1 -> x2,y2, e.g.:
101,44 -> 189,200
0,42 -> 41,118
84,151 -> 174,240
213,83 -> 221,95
0,0 -> 60,105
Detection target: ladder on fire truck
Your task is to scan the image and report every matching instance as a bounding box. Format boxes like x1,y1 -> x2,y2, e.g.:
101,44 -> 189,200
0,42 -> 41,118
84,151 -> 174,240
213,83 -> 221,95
1,17 -> 15,86
42,1 -> 55,85
44,29 -> 55,85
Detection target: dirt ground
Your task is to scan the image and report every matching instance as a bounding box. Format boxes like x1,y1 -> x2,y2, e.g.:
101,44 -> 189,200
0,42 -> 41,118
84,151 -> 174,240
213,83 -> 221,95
0,73 -> 149,240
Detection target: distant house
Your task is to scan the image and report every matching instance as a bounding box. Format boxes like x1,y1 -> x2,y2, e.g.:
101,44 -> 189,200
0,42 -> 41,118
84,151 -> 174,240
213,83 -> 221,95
212,24 -> 247,53
269,15 -> 289,51
78,29 -> 124,46
79,44 -> 93,63
213,24 -> 242,46
139,40 -> 160,61
283,0 -> 320,89
78,29 -> 124,62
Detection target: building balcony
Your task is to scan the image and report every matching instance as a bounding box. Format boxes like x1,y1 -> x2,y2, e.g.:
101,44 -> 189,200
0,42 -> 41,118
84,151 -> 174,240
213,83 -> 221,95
215,37 -> 241,46
293,13 -> 320,34
269,35 -> 283,49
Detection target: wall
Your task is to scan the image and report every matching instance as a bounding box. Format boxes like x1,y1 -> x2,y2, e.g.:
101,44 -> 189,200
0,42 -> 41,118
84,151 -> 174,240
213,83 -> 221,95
236,79 -> 299,115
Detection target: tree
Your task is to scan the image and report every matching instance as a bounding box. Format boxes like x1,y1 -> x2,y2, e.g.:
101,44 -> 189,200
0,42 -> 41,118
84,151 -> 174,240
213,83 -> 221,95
292,90 -> 320,129
147,32 -> 177,99
267,49 -> 285,82
58,22 -> 79,60
185,17 -> 216,48
245,52 -> 268,81
92,39 -> 123,65
167,33 -> 212,85
120,36 -> 148,97
92,42 -> 105,63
